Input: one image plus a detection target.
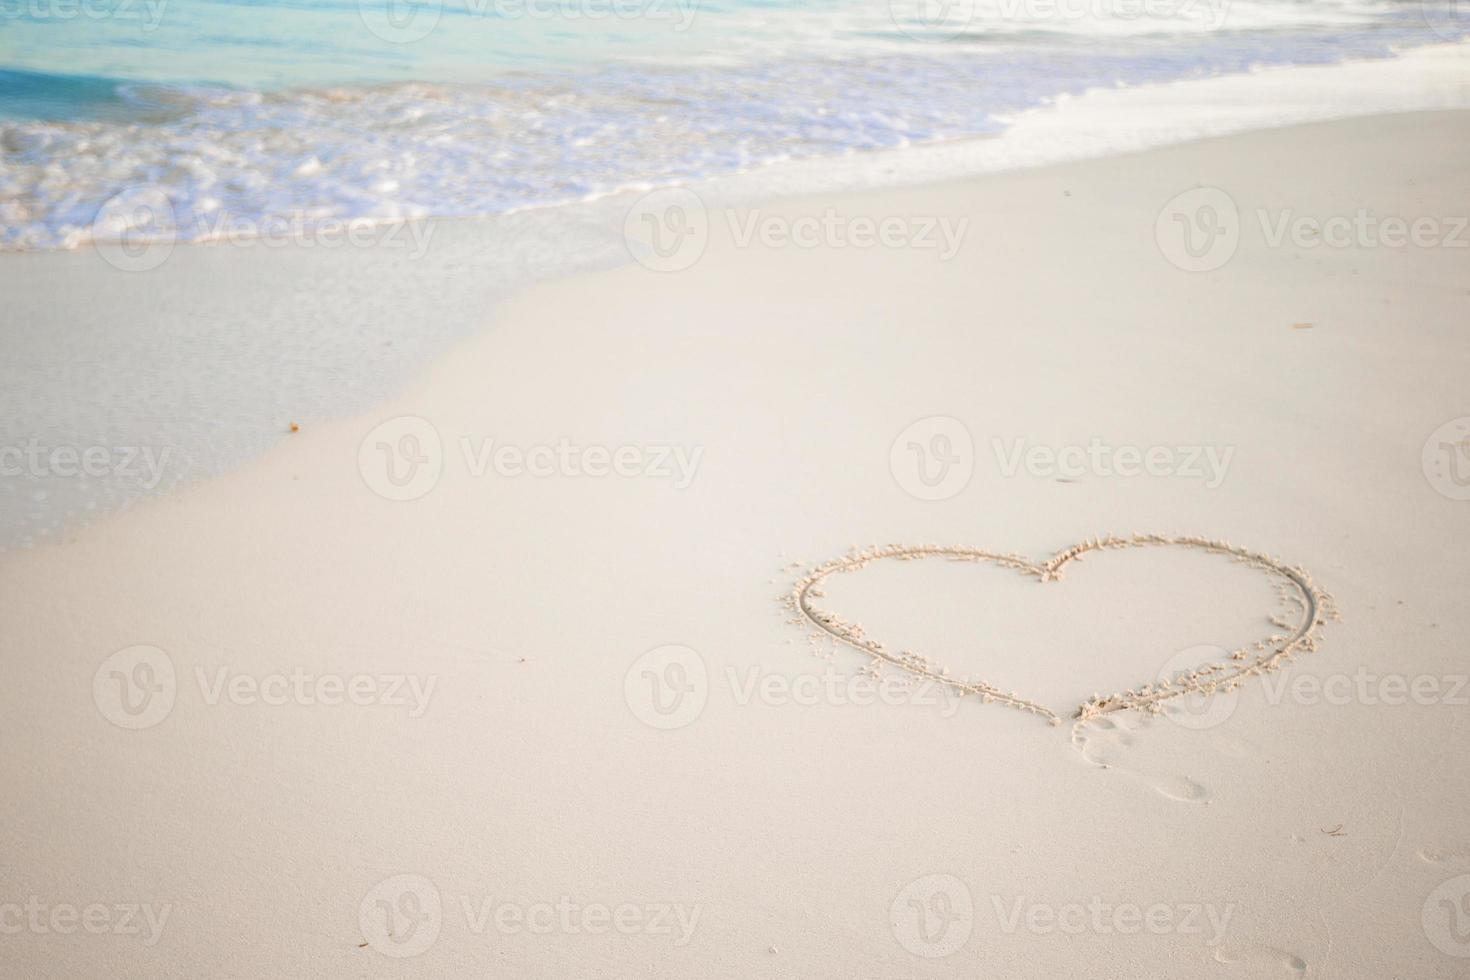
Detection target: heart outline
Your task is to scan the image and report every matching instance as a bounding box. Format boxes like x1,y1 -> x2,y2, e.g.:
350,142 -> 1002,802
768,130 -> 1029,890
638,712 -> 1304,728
782,533 -> 1336,728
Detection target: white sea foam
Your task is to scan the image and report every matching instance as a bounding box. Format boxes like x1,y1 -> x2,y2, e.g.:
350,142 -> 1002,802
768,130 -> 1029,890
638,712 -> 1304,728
1,0 -> 1464,251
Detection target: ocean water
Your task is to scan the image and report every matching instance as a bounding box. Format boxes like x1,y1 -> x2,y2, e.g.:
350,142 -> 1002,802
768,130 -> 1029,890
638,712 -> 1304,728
1,1 -> 1468,551
1,0 -> 1467,249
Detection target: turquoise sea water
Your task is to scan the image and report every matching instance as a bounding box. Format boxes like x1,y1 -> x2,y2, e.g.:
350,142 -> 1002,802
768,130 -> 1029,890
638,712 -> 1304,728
1,0 -> 1466,248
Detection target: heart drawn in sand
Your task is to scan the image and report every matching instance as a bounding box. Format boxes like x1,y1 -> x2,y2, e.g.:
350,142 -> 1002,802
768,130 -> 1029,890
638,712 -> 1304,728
781,534 -> 1336,728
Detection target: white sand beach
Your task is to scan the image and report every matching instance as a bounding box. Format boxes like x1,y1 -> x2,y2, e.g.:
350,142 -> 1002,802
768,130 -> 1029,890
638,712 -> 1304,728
3,47 -> 1470,980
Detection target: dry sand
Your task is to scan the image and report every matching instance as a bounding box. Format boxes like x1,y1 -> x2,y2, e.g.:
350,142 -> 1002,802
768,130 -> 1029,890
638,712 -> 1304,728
2,98 -> 1470,978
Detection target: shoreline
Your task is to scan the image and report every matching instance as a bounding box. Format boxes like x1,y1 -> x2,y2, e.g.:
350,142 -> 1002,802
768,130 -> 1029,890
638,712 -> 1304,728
5,39 -> 1470,259
674,38 -> 1470,209
2,43 -> 1469,553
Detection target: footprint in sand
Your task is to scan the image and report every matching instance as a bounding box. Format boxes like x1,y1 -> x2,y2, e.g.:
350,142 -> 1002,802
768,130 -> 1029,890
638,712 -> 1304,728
1073,713 -> 1212,803
1213,946 -> 1309,977
1419,845 -> 1470,865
